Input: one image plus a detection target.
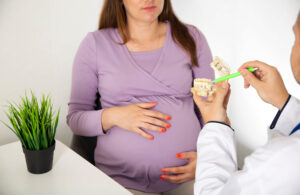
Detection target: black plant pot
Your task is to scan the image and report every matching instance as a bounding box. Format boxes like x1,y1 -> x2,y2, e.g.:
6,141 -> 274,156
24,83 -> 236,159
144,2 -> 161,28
22,140 -> 56,174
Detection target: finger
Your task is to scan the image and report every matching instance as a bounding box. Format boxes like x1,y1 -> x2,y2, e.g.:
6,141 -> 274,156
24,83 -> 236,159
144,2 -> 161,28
223,86 -> 231,109
136,102 -> 157,109
238,60 -> 270,72
140,116 -> 170,129
161,174 -> 189,184
214,82 -> 229,106
191,88 -> 209,105
240,68 -> 261,89
254,70 -> 265,80
177,151 -> 197,160
162,165 -> 186,174
244,79 -> 250,89
143,110 -> 171,121
192,93 -> 206,107
133,128 -> 154,140
240,70 -> 251,89
139,122 -> 166,133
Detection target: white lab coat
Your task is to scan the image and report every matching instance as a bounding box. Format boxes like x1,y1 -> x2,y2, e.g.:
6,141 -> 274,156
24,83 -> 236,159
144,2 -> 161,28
194,96 -> 300,195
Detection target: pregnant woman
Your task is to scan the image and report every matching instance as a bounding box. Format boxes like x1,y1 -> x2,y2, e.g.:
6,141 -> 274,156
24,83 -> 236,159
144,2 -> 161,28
67,0 -> 214,194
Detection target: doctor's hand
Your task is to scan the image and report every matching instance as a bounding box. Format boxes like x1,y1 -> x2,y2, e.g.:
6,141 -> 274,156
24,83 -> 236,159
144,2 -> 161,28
161,151 -> 197,184
192,82 -> 231,125
239,61 -> 289,110
101,102 -> 171,140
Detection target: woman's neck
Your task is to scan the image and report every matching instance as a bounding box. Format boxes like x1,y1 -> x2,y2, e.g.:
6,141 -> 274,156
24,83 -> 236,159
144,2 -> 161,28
127,19 -> 162,42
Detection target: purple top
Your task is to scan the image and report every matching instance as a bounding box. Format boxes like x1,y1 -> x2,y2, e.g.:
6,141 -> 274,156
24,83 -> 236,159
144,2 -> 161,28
67,22 -> 214,193
130,47 -> 163,74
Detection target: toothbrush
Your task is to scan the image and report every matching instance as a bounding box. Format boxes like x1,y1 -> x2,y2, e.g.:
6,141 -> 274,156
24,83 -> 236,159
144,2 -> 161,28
214,67 -> 257,83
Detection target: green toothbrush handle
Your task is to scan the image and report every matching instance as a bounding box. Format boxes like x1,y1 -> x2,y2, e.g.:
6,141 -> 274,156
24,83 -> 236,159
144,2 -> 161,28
214,67 -> 256,83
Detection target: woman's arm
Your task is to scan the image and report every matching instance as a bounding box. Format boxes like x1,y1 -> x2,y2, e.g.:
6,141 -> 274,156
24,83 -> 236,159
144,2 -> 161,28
189,26 -> 215,126
66,33 -> 106,136
190,26 -> 214,79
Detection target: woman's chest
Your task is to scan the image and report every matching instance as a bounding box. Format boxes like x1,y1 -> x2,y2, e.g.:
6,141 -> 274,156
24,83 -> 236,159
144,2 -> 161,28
96,44 -> 194,102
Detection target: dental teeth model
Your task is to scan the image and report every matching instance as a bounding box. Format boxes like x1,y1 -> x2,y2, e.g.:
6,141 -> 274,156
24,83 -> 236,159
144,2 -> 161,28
191,56 -> 230,96
191,78 -> 216,97
210,56 -> 231,77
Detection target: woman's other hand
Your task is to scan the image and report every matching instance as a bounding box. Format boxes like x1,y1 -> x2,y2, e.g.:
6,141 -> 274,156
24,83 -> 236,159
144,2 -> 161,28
161,151 -> 197,183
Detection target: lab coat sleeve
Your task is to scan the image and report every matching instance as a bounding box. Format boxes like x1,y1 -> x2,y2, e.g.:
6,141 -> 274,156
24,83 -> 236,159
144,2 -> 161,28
194,122 -> 237,195
270,96 -> 300,136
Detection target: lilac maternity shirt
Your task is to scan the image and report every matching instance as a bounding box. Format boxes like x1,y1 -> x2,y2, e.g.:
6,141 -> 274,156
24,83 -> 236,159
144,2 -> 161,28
67,22 -> 214,193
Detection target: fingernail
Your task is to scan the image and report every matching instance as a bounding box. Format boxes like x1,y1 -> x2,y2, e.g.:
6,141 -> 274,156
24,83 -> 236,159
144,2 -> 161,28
152,102 -> 156,104
166,124 -> 170,128
162,169 -> 166,173
176,153 -> 181,158
167,116 -> 171,120
161,128 -> 166,133
150,136 -> 154,140
161,175 -> 165,181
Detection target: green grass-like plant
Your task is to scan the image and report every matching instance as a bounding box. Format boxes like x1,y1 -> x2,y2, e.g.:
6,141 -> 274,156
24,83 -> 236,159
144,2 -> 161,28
1,91 -> 60,150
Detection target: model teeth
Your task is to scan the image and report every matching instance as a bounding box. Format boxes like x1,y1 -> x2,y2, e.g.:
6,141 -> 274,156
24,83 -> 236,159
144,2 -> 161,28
191,78 -> 216,97
210,56 -> 231,77
191,56 -> 230,97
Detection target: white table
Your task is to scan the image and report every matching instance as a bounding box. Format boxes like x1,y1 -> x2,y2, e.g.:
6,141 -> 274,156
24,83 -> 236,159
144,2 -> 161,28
0,140 -> 132,195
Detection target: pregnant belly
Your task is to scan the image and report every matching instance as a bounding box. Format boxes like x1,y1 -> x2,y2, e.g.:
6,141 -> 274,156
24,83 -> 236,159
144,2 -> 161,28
94,96 -> 201,187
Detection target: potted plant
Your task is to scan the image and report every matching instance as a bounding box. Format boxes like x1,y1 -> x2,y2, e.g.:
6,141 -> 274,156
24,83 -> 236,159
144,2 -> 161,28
1,91 -> 60,174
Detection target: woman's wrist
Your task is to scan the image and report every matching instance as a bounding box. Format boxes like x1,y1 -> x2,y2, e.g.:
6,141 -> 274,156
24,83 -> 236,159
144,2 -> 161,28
101,107 -> 118,132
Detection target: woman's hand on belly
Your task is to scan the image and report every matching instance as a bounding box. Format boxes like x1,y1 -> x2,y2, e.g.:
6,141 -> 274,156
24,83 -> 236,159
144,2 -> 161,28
161,151 -> 197,184
101,102 -> 171,140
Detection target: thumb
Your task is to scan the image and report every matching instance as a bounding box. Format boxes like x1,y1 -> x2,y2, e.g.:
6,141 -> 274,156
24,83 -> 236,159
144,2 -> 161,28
191,88 -> 205,108
136,102 -> 157,109
240,69 -> 261,89
214,82 -> 229,105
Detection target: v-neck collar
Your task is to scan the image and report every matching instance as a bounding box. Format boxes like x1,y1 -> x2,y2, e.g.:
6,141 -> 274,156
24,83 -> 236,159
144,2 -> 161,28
115,21 -> 171,77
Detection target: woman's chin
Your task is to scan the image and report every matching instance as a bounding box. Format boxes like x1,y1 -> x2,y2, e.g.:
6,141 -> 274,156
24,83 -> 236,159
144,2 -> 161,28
136,14 -> 159,24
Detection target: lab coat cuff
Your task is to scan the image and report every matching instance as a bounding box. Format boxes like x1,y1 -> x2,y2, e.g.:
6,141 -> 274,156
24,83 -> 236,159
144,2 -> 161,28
270,96 -> 300,136
270,95 -> 291,129
206,121 -> 234,131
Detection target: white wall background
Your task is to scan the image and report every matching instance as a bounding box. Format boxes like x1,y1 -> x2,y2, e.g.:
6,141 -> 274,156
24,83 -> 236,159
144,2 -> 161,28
0,0 -> 299,167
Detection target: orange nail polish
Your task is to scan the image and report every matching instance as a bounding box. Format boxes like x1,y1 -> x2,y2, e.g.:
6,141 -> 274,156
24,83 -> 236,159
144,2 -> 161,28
162,169 -> 166,173
167,116 -> 171,120
161,175 -> 165,181
161,128 -> 166,133
152,102 -> 156,104
150,136 -> 154,140
176,153 -> 181,158
166,124 -> 170,128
